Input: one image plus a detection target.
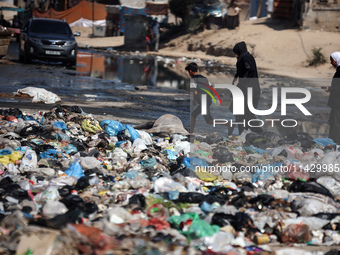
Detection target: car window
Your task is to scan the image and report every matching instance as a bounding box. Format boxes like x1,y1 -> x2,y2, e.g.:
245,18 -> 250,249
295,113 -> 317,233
29,20 -> 72,35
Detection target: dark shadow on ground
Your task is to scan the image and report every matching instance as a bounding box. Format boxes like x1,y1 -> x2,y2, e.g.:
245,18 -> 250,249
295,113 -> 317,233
251,17 -> 299,31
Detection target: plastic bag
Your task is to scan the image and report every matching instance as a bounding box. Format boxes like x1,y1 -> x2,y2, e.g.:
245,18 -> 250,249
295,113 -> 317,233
183,157 -> 209,171
201,232 -> 235,253
153,177 -> 187,193
233,172 -> 252,184
100,119 -> 124,136
281,223 -> 311,243
313,151 -> 340,181
15,87 -> 61,104
313,137 -> 337,147
317,176 -> 340,199
137,130 -> 153,145
80,157 -> 101,170
195,171 -> 217,182
19,149 -> 37,171
42,200 -> 68,219
288,180 -> 333,199
140,158 -> 157,168
124,125 -> 141,141
54,121 -> 67,130
34,185 -> 60,204
63,144 -> 78,155
0,151 -> 21,166
81,119 -> 103,133
169,213 -> 200,229
213,147 -> 234,163
65,162 -> 85,178
251,164 -> 277,185
244,145 -> 266,155
174,141 -> 190,155
40,149 -> 64,159
132,138 -> 147,155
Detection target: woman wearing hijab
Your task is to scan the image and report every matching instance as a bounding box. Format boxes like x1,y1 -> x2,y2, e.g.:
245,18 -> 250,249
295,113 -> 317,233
230,41 -> 263,135
324,52 -> 340,144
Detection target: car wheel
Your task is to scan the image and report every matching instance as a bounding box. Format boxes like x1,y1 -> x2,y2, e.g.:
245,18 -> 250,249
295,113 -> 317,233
67,58 -> 77,67
19,53 -> 24,62
23,45 -> 31,64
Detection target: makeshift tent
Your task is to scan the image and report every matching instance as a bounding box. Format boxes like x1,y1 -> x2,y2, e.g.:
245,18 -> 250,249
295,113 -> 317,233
119,6 -> 147,33
32,0 -> 107,27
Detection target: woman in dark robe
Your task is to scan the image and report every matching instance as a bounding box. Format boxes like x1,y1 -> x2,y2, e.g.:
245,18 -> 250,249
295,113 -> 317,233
324,51 -> 340,144
231,41 -> 263,135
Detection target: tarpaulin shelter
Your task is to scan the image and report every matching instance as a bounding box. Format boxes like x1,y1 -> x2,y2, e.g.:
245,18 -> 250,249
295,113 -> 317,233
32,0 -> 107,27
119,6 -> 147,33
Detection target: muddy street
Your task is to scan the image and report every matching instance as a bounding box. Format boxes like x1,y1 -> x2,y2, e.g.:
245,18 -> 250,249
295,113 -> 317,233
0,40 -> 190,127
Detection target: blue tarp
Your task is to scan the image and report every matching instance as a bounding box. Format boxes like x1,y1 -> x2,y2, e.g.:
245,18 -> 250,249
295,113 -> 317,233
119,6 -> 147,33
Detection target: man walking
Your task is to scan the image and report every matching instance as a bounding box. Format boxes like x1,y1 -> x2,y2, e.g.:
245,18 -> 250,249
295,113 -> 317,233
186,62 -> 215,133
150,18 -> 160,51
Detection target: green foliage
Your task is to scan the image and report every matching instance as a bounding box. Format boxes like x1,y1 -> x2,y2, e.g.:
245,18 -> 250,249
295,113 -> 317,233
169,0 -> 195,26
307,47 -> 326,67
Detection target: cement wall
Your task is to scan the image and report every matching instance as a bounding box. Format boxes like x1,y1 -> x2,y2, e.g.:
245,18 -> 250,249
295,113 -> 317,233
303,6 -> 340,31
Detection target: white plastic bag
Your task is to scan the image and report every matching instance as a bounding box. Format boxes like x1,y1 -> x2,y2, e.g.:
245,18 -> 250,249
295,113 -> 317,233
15,87 -> 61,104
137,130 -> 153,145
20,149 -> 37,171
80,156 -> 101,170
132,138 -> 147,155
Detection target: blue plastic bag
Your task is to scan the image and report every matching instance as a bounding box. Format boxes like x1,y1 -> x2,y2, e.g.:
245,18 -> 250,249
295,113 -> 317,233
183,157 -> 209,171
115,141 -> 125,147
140,158 -> 157,168
63,144 -> 78,155
313,138 -> 336,147
0,149 -> 11,156
23,115 -> 38,122
40,149 -> 64,159
251,163 -> 282,183
100,120 -> 124,136
54,121 -> 68,130
164,150 -> 177,160
124,170 -> 139,179
244,145 -> 266,154
200,201 -> 220,213
54,133 -> 70,141
125,125 -> 141,141
168,190 -> 180,200
65,162 -> 85,178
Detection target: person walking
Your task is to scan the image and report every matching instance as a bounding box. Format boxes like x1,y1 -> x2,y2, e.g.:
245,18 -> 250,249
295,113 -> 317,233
150,18 -> 160,52
231,41 -> 263,135
186,62 -> 214,133
323,52 -> 340,144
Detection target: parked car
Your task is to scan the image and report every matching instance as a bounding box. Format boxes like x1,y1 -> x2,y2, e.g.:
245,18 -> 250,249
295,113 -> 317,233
19,18 -> 80,66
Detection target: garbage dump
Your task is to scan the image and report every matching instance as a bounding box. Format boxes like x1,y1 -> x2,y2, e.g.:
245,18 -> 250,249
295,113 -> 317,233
0,105 -> 340,254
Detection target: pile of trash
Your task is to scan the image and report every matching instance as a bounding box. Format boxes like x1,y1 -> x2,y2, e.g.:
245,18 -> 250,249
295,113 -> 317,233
0,105 -> 340,254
